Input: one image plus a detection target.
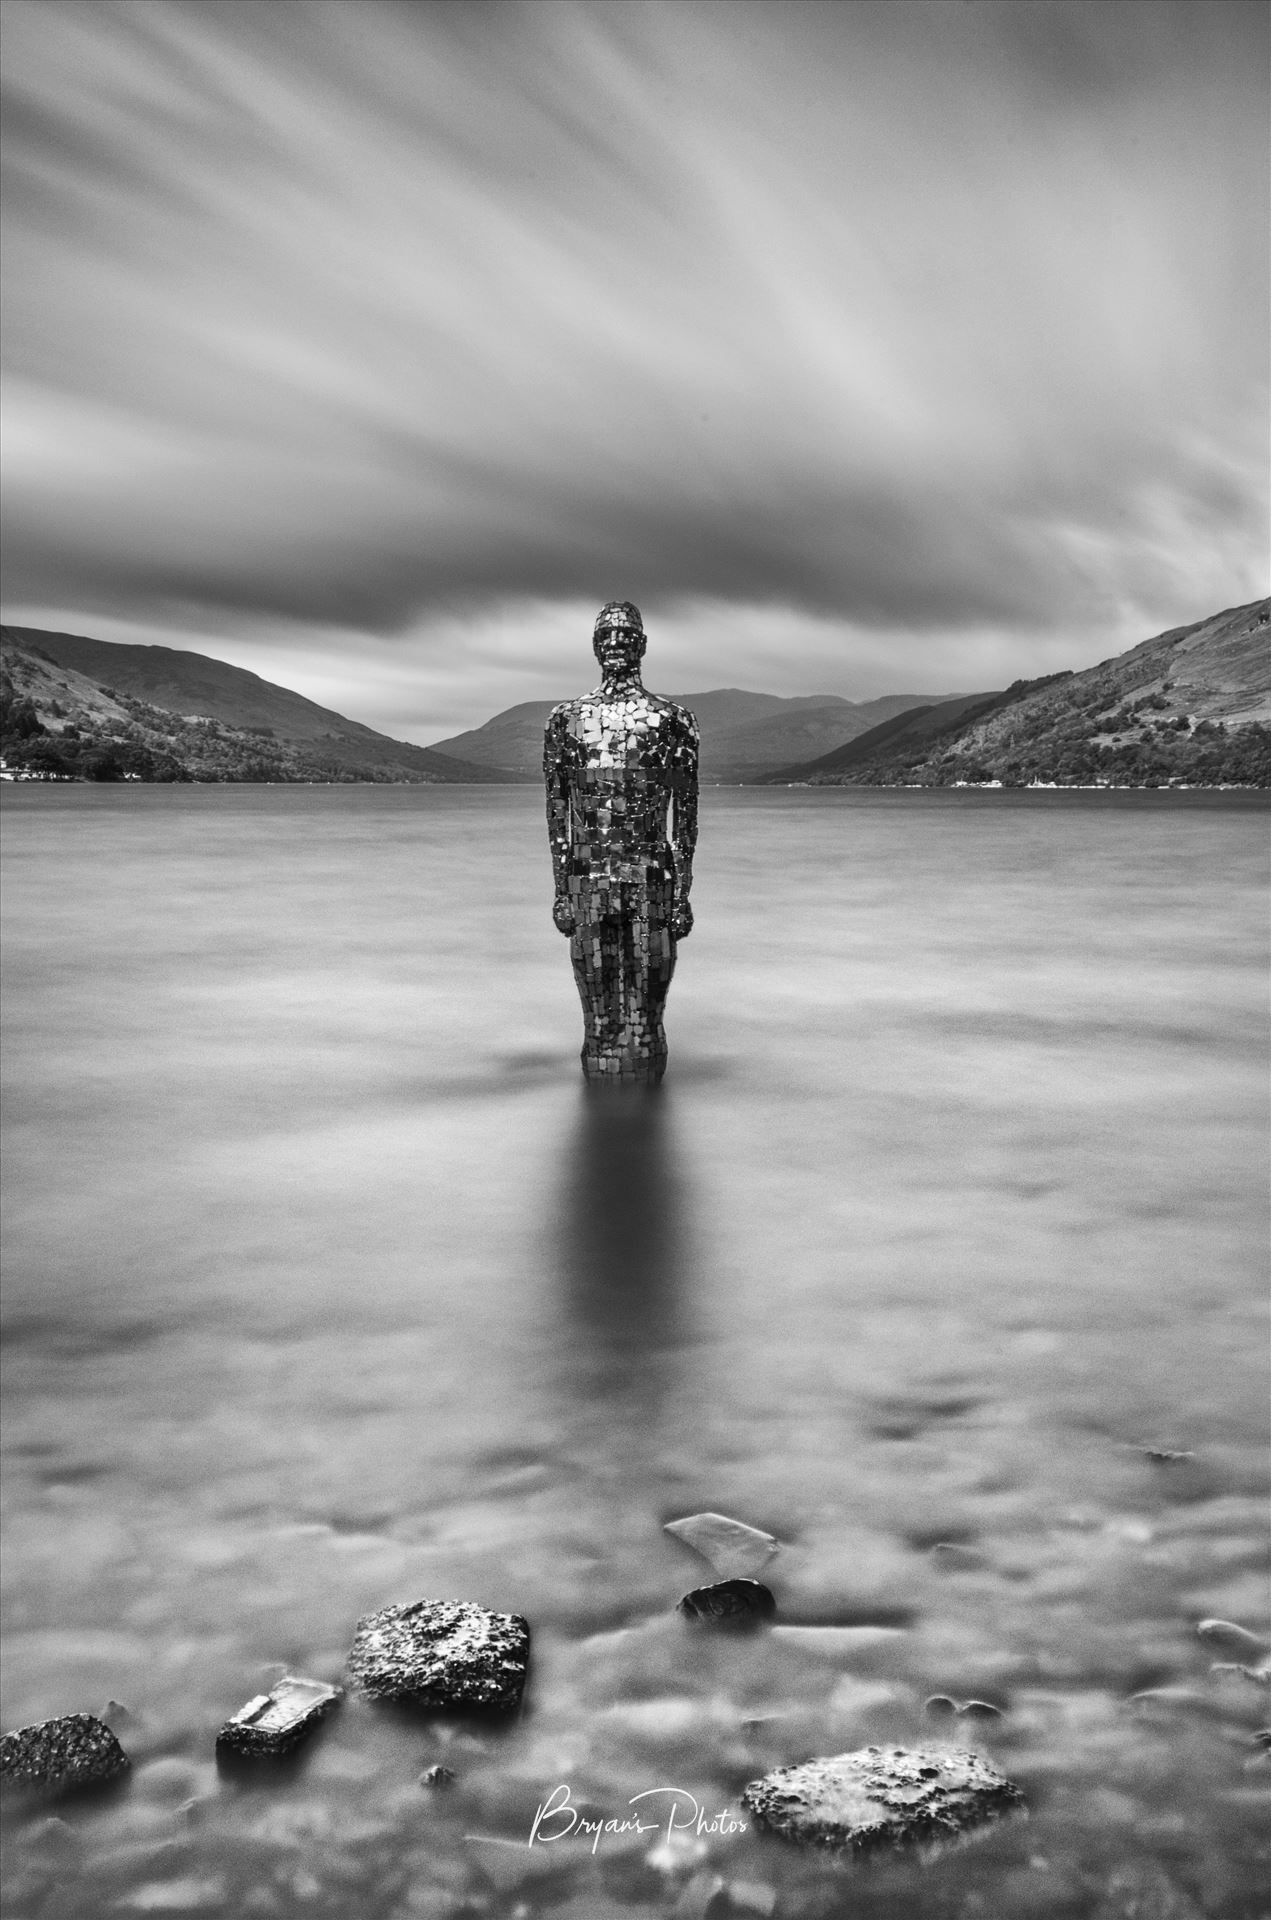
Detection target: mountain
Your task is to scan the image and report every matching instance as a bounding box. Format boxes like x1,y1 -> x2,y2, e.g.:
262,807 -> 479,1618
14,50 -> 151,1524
424,699 -> 559,781
0,626 -> 515,783
7,598 -> 1264,789
696,693 -> 964,781
428,688 -> 950,781
759,599 -> 1271,788
757,687 -> 1036,781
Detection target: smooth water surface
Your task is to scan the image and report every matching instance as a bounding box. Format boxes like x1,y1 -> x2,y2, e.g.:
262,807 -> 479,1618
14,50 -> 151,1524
2,786 -> 1268,1919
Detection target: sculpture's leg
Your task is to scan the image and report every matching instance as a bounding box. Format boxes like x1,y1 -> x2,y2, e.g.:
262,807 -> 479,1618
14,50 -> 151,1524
641,877 -> 676,1078
570,898 -> 618,1080
570,879 -> 676,1083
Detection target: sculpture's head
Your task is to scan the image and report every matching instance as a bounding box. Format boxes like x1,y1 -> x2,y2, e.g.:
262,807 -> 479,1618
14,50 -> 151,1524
593,601 -> 646,675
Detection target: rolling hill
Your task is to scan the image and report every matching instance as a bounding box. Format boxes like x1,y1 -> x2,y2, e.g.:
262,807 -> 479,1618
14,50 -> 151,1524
759,598 -> 1271,787
428,688 -> 950,781
5,598 -> 1265,788
0,626 -> 514,783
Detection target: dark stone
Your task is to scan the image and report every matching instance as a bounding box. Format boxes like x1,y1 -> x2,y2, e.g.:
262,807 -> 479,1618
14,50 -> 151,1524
677,1580 -> 776,1628
215,1675 -> 341,1758
419,1764 -> 456,1787
346,1598 -> 529,1712
741,1744 -> 1025,1859
1,1713 -> 130,1793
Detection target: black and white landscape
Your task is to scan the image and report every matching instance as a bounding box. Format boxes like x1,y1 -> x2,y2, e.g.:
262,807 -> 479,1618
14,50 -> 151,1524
1,4 -> 1268,1919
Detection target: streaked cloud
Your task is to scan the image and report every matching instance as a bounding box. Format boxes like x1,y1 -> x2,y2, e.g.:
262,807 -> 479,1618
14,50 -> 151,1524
2,0 -> 1266,734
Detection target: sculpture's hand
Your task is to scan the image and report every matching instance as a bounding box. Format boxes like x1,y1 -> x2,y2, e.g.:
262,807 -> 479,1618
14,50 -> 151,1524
552,896 -> 576,937
671,898 -> 693,940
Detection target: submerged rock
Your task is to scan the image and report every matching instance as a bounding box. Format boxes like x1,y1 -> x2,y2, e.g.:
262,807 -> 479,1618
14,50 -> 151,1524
678,1580 -> 776,1628
114,1877 -> 227,1914
1197,1618 -> 1268,1657
741,1744 -> 1024,1859
1,1712 -> 131,1793
664,1513 -> 779,1578
1210,1661 -> 1271,1687
1091,1860 -> 1205,1920
727,1883 -> 777,1917
924,1694 -> 1004,1721
930,1541 -> 988,1572
216,1675 -> 342,1758
346,1597 -> 529,1712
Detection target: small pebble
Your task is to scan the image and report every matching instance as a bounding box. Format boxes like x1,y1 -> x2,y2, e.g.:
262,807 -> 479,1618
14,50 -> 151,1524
1197,1618 -> 1268,1656
1128,1687 -> 1215,1716
923,1694 -> 1002,1720
678,1580 -> 776,1628
419,1764 -> 455,1787
930,1542 -> 987,1570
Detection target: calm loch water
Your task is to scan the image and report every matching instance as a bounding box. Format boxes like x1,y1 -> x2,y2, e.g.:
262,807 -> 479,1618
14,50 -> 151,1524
1,785 -> 1268,1918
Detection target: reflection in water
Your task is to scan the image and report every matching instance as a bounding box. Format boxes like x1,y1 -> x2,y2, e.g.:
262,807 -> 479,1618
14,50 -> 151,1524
551,1085 -> 693,1410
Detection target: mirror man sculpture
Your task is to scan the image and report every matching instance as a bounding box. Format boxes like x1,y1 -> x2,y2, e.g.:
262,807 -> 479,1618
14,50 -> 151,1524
545,602 -> 699,1082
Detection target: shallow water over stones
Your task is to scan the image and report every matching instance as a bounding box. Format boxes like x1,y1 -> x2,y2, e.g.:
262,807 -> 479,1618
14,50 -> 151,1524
1,785 -> 1268,1916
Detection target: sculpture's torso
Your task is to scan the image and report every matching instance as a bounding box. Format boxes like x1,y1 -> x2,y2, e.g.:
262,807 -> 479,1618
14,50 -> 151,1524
546,687 -> 697,884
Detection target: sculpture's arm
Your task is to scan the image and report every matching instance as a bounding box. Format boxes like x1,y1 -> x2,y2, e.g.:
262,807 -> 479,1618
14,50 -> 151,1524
543,707 -> 576,936
670,709 -> 699,940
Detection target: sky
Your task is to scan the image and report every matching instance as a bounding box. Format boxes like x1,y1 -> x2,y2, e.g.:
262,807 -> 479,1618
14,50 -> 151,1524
1,0 -> 1267,741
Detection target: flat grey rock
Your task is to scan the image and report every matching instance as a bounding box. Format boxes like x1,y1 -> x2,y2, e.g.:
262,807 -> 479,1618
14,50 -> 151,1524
216,1675 -> 341,1757
1,1713 -> 131,1793
741,1744 -> 1024,1859
664,1512 -> 779,1578
346,1597 -> 529,1711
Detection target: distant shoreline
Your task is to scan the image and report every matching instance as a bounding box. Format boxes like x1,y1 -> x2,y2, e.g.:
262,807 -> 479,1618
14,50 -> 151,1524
3,773 -> 1268,798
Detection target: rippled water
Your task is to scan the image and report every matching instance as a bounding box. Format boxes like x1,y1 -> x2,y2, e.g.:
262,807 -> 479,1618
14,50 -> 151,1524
2,785 -> 1268,1919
